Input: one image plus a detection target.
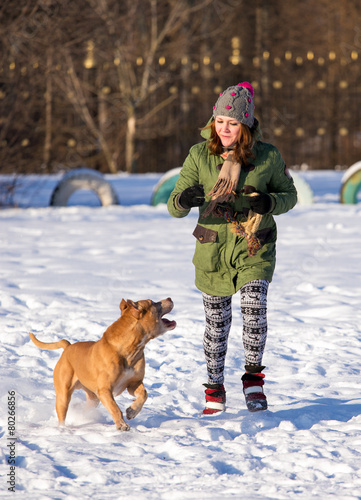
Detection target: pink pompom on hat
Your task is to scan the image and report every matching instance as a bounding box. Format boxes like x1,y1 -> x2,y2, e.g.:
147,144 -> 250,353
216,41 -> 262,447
213,82 -> 255,128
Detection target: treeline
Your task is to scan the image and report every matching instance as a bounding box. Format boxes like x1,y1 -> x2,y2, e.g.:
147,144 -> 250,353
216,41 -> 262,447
0,0 -> 360,174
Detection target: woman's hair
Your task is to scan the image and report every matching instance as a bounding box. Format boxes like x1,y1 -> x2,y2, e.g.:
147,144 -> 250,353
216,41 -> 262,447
203,118 -> 260,165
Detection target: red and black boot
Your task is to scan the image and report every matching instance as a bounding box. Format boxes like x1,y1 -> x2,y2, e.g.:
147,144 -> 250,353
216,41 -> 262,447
241,371 -> 267,412
202,383 -> 226,415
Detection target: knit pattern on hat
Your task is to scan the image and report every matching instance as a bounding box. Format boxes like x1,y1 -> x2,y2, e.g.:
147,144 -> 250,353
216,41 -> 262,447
213,82 -> 255,128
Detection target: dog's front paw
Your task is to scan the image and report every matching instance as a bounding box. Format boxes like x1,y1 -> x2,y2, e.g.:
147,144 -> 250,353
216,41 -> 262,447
126,407 -> 138,420
117,421 -> 130,431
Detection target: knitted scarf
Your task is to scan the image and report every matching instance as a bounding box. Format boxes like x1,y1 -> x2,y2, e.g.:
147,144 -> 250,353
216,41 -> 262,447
202,155 -> 241,217
202,154 -> 263,256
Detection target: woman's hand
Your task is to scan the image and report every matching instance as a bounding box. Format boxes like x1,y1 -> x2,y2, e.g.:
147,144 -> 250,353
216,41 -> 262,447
247,191 -> 272,214
178,185 -> 205,209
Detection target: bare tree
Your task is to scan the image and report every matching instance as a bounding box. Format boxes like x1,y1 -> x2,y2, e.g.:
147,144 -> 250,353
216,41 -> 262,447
82,0 -> 214,172
1,0 -> 361,174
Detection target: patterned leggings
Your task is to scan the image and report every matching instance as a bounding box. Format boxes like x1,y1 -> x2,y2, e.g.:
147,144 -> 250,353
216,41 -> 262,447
202,279 -> 269,385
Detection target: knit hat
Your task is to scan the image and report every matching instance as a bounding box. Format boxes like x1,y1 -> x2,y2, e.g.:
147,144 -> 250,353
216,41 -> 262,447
213,82 -> 255,128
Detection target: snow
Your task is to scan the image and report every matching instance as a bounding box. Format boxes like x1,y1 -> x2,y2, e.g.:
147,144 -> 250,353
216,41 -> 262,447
1,170 -> 361,499
341,161 -> 361,183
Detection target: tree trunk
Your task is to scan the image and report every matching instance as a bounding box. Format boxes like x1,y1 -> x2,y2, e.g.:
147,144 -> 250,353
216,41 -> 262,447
97,69 -> 109,172
43,48 -> 53,171
255,1 -> 269,129
125,107 -> 136,173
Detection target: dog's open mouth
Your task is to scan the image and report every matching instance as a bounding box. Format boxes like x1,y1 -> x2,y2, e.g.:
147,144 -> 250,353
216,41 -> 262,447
160,299 -> 176,330
161,316 -> 176,330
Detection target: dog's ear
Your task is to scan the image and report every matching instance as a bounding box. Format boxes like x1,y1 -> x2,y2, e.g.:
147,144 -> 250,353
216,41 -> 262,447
119,299 -> 128,314
120,299 -> 141,319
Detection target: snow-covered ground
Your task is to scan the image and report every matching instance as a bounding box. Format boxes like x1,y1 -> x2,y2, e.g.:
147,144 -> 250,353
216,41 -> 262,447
1,170 -> 361,499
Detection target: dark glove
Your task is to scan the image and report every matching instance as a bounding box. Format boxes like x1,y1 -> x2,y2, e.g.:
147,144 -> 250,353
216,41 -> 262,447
178,185 -> 205,209
247,191 -> 272,215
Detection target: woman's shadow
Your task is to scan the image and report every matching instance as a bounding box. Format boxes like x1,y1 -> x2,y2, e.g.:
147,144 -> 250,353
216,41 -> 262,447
239,397 -> 361,436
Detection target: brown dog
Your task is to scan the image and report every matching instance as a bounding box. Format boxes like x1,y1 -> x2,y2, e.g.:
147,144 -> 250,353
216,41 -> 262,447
29,298 -> 176,431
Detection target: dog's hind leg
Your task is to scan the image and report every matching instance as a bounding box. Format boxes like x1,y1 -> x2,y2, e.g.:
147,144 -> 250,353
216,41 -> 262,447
53,359 -> 76,425
54,383 -> 75,425
97,388 -> 130,431
126,381 -> 148,420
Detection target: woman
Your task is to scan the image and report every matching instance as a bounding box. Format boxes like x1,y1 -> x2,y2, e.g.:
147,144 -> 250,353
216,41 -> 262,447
167,82 -> 297,414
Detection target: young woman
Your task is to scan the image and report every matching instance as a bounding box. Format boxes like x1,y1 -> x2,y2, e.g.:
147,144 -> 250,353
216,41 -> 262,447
167,82 -> 297,414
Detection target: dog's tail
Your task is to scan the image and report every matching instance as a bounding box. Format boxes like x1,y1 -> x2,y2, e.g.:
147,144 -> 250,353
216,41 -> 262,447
29,332 -> 70,350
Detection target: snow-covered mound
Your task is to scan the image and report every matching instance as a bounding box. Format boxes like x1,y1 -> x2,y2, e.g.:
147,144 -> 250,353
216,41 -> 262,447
1,171 -> 361,499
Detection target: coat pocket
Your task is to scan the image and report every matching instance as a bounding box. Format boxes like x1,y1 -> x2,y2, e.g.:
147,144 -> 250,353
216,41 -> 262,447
193,224 -> 218,244
255,227 -> 275,246
192,224 -> 219,272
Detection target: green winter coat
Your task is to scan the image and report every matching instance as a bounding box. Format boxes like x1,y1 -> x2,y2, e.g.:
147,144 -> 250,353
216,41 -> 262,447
167,137 -> 297,296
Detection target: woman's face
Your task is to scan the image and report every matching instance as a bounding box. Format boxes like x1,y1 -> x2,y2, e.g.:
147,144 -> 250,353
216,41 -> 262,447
214,115 -> 241,148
